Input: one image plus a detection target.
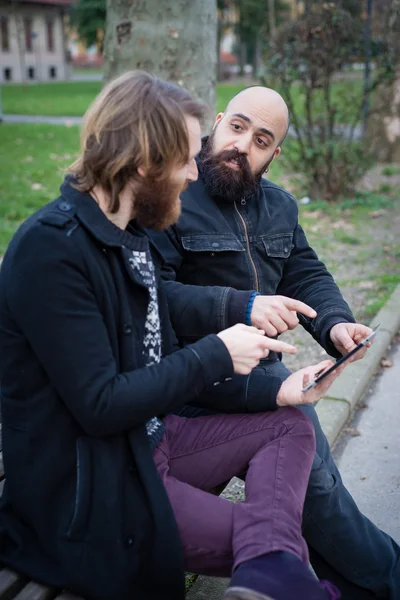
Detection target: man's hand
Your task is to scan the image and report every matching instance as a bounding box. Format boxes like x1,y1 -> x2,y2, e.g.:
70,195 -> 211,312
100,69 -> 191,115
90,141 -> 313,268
277,359 -> 346,407
251,295 -> 317,337
330,322 -> 373,362
217,324 -> 297,375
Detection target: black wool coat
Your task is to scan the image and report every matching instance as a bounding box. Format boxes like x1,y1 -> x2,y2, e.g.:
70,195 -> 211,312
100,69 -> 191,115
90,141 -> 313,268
0,179 -> 234,600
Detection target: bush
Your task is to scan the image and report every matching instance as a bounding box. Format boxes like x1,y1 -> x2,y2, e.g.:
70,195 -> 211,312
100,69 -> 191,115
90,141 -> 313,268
262,4 -> 383,201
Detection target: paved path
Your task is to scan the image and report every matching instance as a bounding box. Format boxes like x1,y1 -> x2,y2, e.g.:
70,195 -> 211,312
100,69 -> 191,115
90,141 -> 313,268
0,114 -> 363,140
1,114 -> 82,126
333,338 -> 400,542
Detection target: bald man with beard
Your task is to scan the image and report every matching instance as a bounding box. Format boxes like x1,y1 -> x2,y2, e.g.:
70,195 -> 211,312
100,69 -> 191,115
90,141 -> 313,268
147,86 -> 400,600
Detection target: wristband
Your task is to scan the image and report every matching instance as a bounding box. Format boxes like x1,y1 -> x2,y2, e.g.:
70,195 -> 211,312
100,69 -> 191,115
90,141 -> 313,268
245,291 -> 260,326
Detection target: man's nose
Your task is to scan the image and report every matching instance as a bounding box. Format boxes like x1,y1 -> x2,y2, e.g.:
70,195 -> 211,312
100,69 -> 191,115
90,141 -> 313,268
233,132 -> 252,155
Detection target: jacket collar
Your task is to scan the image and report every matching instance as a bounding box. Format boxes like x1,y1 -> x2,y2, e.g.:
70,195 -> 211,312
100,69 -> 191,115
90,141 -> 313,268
59,176 -> 149,253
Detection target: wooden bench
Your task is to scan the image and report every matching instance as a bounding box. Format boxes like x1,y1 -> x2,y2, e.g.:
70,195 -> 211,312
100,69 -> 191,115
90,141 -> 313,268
0,429 -> 227,600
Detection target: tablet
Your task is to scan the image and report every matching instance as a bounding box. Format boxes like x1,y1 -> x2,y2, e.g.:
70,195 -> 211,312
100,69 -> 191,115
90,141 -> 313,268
302,325 -> 379,393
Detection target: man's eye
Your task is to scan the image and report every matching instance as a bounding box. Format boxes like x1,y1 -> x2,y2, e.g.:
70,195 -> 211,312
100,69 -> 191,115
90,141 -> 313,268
256,137 -> 267,147
232,123 -> 242,131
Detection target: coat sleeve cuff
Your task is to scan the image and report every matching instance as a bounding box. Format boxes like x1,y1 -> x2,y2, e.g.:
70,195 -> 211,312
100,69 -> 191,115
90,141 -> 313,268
245,368 -> 284,412
188,334 -> 234,389
225,289 -> 256,328
320,315 -> 356,358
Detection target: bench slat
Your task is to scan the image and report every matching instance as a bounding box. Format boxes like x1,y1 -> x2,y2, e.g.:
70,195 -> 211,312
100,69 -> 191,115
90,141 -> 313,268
13,582 -> 56,600
0,568 -> 26,600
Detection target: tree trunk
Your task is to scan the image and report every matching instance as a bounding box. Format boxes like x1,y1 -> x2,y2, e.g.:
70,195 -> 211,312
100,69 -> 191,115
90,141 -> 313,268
268,0 -> 276,37
252,33 -> 262,79
367,0 -> 400,161
103,0 -> 217,131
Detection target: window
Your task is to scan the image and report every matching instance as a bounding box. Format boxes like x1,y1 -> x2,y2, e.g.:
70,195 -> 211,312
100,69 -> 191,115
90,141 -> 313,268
24,18 -> 33,52
49,65 -> 56,78
46,19 -> 54,52
1,16 -> 9,52
27,66 -> 35,79
4,67 -> 12,81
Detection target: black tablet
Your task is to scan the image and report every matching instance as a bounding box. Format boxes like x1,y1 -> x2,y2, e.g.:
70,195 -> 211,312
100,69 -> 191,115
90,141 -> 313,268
302,325 -> 379,393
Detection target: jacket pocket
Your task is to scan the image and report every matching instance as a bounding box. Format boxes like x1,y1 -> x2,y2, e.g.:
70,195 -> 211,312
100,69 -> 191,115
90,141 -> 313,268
181,234 -> 245,253
262,233 -> 293,258
67,437 -> 92,540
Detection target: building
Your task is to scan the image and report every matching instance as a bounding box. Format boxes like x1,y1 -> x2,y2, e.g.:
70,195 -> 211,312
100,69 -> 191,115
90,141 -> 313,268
0,0 -> 73,83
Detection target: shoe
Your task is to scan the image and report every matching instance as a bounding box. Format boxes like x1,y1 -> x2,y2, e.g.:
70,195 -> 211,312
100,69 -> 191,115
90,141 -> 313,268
224,587 -> 275,600
226,552 -> 341,600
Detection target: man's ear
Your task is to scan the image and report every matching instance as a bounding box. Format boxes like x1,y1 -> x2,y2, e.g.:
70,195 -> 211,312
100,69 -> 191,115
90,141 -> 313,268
137,166 -> 146,178
274,146 -> 281,159
213,112 -> 224,129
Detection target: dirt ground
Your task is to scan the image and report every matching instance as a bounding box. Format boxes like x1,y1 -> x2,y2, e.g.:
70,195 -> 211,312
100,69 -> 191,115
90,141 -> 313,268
277,165 -> 400,373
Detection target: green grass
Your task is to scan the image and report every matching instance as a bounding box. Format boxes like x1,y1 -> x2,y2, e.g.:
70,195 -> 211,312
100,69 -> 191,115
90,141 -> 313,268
381,166 -> 400,176
2,81 -> 103,116
2,79 -> 363,121
332,230 -> 361,245
1,82 -> 247,117
0,123 -> 80,255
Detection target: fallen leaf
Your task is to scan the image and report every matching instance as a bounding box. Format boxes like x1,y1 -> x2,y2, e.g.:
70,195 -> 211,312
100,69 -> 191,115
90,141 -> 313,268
31,183 -> 43,191
23,156 -> 33,163
343,427 -> 361,437
302,210 -> 323,219
357,281 -> 375,290
381,358 -> 393,368
369,209 -> 387,218
360,476 -> 367,481
358,401 -> 368,409
383,246 -> 391,252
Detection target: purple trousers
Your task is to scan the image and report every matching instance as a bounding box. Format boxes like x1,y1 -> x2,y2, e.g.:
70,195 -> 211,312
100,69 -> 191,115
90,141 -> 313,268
153,407 -> 315,577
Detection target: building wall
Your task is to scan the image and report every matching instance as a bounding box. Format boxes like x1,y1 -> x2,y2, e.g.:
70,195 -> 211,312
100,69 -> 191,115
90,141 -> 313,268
0,3 -> 71,83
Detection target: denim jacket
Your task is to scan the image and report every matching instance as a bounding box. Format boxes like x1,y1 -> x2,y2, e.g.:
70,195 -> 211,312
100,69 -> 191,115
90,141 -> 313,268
148,173 -> 355,360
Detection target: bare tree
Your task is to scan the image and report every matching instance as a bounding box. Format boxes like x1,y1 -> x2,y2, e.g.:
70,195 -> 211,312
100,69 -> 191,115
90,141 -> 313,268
367,0 -> 400,161
103,0 -> 217,130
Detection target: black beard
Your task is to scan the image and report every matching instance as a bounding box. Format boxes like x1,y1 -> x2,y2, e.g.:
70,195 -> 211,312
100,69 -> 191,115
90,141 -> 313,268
197,133 -> 265,202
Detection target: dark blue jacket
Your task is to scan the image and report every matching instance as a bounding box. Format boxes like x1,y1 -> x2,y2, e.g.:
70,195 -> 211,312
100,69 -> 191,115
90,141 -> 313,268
148,170 -> 356,406
0,179 -> 236,600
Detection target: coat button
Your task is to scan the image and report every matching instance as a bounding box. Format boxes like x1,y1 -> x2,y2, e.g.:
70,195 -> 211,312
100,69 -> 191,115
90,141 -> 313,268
123,324 -> 132,335
211,242 -> 219,248
59,202 -> 71,211
125,536 -> 134,548
210,252 -> 215,257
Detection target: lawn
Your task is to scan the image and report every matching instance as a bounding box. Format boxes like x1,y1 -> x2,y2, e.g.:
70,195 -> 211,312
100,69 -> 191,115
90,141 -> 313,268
1,82 -> 247,117
0,123 -> 80,255
2,78 -> 364,122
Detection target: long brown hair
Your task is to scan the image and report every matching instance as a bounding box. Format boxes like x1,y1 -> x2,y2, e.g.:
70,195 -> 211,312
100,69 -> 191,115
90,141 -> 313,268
69,71 -> 206,213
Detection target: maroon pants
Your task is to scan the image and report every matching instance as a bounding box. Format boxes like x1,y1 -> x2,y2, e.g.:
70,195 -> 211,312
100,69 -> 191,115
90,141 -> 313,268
153,407 -> 315,577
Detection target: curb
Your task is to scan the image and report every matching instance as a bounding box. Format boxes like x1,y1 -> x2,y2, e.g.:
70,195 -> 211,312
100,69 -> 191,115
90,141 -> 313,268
315,283 -> 400,446
187,284 -> 400,600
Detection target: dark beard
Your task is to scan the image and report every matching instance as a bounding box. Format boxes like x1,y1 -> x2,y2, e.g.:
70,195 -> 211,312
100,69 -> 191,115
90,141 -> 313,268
133,175 -> 185,231
197,132 -> 266,202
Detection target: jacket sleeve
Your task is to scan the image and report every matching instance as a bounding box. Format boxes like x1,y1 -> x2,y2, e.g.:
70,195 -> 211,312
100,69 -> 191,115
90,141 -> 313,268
149,227 -> 253,341
277,222 -> 356,358
6,225 -> 234,438
191,367 -> 283,413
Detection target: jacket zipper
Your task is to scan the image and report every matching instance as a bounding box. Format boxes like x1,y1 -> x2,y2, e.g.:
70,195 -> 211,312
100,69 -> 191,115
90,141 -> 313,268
234,199 -> 259,292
